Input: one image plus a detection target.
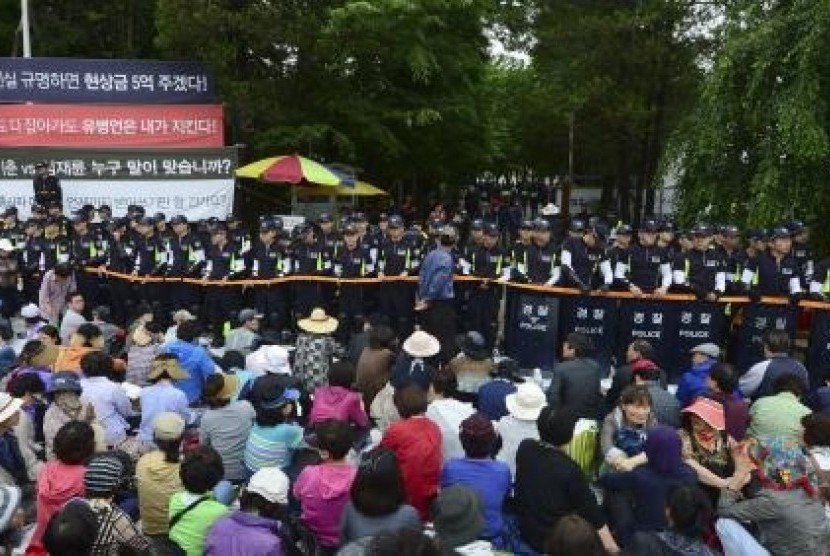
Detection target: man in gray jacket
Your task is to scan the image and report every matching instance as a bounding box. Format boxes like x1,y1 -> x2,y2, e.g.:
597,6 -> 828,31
546,332 -> 604,421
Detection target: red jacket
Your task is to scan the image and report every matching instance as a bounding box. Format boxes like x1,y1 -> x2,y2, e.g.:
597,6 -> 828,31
28,461 -> 86,553
380,415 -> 442,520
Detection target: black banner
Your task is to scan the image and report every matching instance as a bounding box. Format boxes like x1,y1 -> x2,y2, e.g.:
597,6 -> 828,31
0,147 -> 236,180
558,296 -> 618,370
617,300 -> 679,376
511,293 -> 560,370
808,308 -> 830,387
734,304 -> 796,372
0,58 -> 214,103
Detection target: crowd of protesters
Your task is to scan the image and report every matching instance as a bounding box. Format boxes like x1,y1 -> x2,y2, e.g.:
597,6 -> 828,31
0,171 -> 822,554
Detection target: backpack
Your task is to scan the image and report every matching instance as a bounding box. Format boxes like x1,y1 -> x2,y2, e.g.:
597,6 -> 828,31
277,515 -> 322,556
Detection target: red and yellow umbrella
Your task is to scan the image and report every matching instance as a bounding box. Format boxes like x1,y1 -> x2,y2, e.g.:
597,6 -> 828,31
235,155 -> 345,187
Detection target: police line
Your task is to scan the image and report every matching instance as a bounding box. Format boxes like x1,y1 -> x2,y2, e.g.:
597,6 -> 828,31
83,266 -> 830,379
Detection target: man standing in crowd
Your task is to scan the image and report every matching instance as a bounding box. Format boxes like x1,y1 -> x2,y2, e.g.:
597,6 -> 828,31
32,161 -> 62,208
203,225 -> 244,345
417,225 -> 457,363
672,224 -> 726,300
614,218 -> 672,295
559,220 -> 612,293
249,218 -> 289,332
741,226 -> 803,300
467,223 -> 510,350
377,215 -> 420,337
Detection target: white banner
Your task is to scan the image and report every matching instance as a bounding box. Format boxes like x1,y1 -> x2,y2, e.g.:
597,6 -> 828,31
0,179 -> 234,219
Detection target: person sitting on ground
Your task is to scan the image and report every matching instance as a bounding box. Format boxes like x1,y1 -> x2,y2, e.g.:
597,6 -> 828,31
740,328 -> 809,401
441,413 -> 510,545
339,447 -> 421,545
431,485 -> 492,554
125,321 -> 165,386
606,339 -> 666,412
705,362 -> 750,441
633,363 -> 680,427
355,324 -> 397,410
0,391 -> 37,489
200,373 -> 256,483
30,421 -> 96,551
515,406 -> 620,554
57,291 -> 86,345
42,498 -> 99,556
38,325 -> 59,347
137,355 -> 190,448
391,330 -> 441,392
496,381 -> 545,479
243,382 -> 303,474
546,332 -> 604,421
477,357 -> 523,421
294,308 -> 341,392
600,384 -> 656,474
599,425 -> 697,547
293,420 -> 357,551
164,309 -> 196,345
125,304 -> 154,350
224,308 -> 263,355
90,305 -> 123,355
135,413 -> 187,553
748,373 -> 812,444
79,352 -> 139,458
426,368 -> 475,462
8,340 -> 56,394
380,385 -> 442,521
680,397 -> 736,505
83,454 -> 152,554
347,313 -> 387,365
9,370 -> 47,448
161,320 -> 218,405
447,331 -> 495,403
55,322 -> 127,375
633,484 -> 717,555
716,436 -> 830,556
6,380 -> 44,482
168,446 -> 231,556
676,343 -> 720,407
544,514 -> 607,556
42,372 -> 99,460
309,361 -> 370,430
21,303 -> 46,342
204,467 -> 289,555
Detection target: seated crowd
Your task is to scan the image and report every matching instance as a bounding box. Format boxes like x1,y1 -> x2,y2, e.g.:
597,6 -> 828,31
0,299 -> 829,556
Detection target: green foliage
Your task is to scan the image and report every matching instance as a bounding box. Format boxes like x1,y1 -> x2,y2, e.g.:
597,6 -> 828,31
670,0 -> 830,229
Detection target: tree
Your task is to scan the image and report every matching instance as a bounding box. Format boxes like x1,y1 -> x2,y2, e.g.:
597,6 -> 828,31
669,1 -> 830,230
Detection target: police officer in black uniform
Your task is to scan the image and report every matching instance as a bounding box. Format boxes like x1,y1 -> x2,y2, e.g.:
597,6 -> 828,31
607,223 -> 634,290
106,218 -> 137,325
249,218 -> 290,331
203,225 -> 245,344
41,218 -> 72,272
714,224 -> 747,294
789,220 -> 813,286
510,219 -> 535,282
167,215 -> 204,318
335,224 -> 374,341
70,212 -> 109,309
377,215 -> 420,337
467,223 -> 509,349
32,162 -> 62,208
615,219 -> 672,295
132,216 -> 170,316
526,219 -> 559,285
560,220 -> 612,293
740,226 -> 803,301
20,219 -> 45,304
671,224 -> 726,301
292,224 -> 331,318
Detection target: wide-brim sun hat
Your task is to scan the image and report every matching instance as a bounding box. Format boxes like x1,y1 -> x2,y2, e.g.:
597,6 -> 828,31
147,357 -> 190,381
298,308 -> 338,334
403,330 -> 441,358
505,382 -> 546,421
681,397 -> 726,431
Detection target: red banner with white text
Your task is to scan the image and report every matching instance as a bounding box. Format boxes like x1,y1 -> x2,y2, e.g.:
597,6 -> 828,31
0,104 -> 224,147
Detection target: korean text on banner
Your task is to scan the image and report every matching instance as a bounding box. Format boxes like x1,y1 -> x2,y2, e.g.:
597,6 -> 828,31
0,147 -> 236,181
0,104 -> 224,148
0,58 -> 214,103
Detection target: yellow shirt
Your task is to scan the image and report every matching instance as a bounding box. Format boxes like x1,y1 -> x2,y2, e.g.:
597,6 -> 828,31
135,450 -> 182,535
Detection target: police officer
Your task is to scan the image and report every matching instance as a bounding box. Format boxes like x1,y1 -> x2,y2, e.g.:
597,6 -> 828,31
20,219 -> 45,304
41,218 -> 72,271
70,212 -> 109,308
32,161 -> 62,207
616,219 -> 672,295
0,208 -> 25,250
292,223 -> 331,318
45,201 -> 71,237
249,218 -> 290,331
560,220 -> 612,293
132,216 -> 170,315
809,255 -> 830,301
167,215 -> 205,318
467,223 -> 509,349
714,225 -> 747,294
789,220 -> 813,286
607,223 -> 634,290
335,224 -> 374,341
672,224 -> 726,301
203,225 -> 245,344
526,219 -> 559,285
106,218 -> 137,325
377,215 -> 420,336
510,219 -> 535,281
740,226 -> 803,300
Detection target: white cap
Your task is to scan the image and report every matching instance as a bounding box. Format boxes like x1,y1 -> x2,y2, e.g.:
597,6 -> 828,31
246,467 -> 290,504
20,303 -> 40,319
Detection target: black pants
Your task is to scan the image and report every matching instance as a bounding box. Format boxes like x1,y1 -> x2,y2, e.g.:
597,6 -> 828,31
467,284 -> 499,349
0,287 -> 19,319
379,282 -> 415,337
108,278 -> 134,327
293,283 -> 322,320
254,285 -> 288,331
419,299 -> 457,364
204,285 -> 241,340
169,281 -> 202,316
338,284 -> 365,341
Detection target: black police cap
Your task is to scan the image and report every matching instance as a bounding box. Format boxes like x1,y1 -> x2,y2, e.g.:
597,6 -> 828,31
170,215 -> 188,226
483,223 -> 499,236
387,215 -> 404,228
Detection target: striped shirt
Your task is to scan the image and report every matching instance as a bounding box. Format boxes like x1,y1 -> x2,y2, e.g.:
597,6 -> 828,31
244,423 -> 304,473
87,499 -> 152,555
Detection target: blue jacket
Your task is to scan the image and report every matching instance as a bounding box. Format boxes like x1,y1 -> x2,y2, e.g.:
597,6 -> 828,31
675,359 -> 716,407
162,340 -> 217,404
418,248 -> 454,301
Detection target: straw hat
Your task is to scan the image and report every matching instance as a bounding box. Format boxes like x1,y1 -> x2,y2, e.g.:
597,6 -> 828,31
210,371 -> 239,401
298,308 -> 338,335
402,330 -> 440,358
147,357 -> 190,381
505,382 -> 546,421
132,326 -> 153,347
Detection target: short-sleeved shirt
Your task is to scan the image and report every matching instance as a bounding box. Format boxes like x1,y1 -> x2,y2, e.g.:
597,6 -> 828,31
243,423 -> 304,473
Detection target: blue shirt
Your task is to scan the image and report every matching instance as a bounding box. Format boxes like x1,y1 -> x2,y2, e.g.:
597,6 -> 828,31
675,359 -> 716,407
138,382 -> 190,443
80,376 -> 133,445
478,379 -> 517,421
418,248 -> 454,301
441,458 -> 511,539
244,423 -> 304,473
161,340 -> 217,404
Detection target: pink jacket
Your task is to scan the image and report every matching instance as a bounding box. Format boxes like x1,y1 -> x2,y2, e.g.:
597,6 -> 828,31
309,386 -> 369,429
293,463 -> 356,547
